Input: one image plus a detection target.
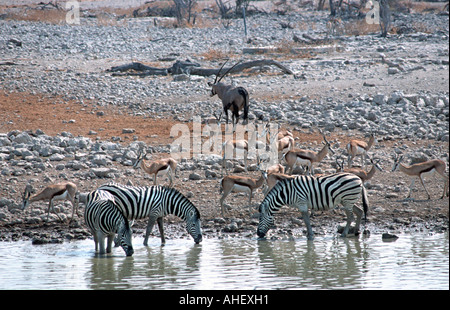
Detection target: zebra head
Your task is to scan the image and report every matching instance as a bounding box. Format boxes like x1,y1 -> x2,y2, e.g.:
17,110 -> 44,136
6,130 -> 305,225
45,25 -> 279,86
186,210 -> 202,244
117,218 -> 134,256
256,203 -> 274,239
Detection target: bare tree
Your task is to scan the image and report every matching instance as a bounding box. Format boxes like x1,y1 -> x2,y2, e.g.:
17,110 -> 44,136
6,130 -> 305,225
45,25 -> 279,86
215,0 -> 233,18
215,0 -> 251,18
173,0 -> 197,25
379,0 -> 391,37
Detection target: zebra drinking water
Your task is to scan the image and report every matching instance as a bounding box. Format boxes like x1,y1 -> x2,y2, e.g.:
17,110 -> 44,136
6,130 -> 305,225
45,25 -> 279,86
257,173 -> 369,240
97,183 -> 202,246
84,189 -> 134,256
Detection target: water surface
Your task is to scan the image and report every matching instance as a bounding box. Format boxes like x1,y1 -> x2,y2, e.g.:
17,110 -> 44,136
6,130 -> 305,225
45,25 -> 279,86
0,233 -> 448,290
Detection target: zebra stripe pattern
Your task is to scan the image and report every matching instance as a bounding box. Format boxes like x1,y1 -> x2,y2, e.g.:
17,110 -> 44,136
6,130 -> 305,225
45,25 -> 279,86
84,189 -> 134,256
97,183 -> 202,246
257,172 -> 369,240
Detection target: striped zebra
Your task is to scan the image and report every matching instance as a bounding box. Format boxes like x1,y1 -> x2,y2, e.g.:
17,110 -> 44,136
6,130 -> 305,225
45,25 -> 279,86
97,183 -> 202,246
84,189 -> 134,256
257,173 -> 369,240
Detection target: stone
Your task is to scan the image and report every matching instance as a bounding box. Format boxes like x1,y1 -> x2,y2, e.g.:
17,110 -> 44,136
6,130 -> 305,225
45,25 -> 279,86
188,173 -> 201,180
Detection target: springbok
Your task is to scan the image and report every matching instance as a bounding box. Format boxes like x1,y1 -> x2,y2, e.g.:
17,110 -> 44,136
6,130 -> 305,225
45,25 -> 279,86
346,134 -> 376,168
133,149 -> 177,187
391,154 -> 449,200
263,172 -> 296,196
259,121 -> 293,144
21,182 -> 79,223
274,135 -> 294,160
219,169 -> 267,217
222,138 -> 248,175
208,60 -> 249,125
203,111 -> 222,152
337,156 -> 383,183
259,122 -> 294,160
284,132 -> 334,175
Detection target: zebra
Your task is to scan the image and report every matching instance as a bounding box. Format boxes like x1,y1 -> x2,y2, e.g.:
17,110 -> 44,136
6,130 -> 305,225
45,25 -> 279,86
257,173 -> 369,241
84,189 -> 134,256
97,183 -> 202,246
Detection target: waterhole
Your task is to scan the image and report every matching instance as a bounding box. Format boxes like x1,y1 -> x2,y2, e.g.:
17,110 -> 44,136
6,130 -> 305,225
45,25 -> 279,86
0,233 -> 448,290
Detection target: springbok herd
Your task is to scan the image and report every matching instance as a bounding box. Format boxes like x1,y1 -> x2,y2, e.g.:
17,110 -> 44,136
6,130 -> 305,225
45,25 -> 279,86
18,61 -> 449,250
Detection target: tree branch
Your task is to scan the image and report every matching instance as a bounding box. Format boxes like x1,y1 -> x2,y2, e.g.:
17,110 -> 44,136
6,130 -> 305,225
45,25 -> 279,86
106,59 -> 293,77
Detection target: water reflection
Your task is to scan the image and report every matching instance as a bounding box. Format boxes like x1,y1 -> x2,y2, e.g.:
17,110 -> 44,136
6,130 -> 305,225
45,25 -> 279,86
0,233 -> 448,290
256,237 -> 370,289
85,240 -> 204,289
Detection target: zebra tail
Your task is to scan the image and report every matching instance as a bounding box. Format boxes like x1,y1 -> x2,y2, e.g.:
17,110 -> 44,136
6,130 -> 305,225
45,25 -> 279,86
361,185 -> 369,221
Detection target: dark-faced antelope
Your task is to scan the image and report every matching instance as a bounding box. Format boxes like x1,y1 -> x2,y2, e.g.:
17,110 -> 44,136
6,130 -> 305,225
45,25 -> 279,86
346,134 -> 376,168
284,132 -> 334,175
133,149 -> 177,187
219,170 -> 267,217
21,182 -> 79,223
391,155 -> 449,200
208,60 -> 249,125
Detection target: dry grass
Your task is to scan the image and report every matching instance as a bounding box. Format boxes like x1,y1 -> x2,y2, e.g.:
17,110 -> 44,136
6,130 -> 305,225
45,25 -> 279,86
341,19 -> 380,36
2,7 -> 66,24
197,48 -> 236,61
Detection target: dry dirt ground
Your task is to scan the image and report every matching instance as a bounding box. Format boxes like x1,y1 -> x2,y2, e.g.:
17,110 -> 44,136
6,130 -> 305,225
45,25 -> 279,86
0,89 -> 448,242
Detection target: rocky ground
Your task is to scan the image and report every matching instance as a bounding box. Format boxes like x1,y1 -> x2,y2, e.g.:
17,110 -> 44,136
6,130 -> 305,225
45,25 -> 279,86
0,1 -> 448,244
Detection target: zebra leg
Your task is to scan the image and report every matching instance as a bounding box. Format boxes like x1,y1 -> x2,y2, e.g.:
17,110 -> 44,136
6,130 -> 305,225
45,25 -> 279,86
106,234 -> 115,253
97,232 -> 107,254
157,217 -> 166,245
143,216 -> 157,246
92,230 -> 99,253
352,205 -> 363,235
301,211 -> 314,240
341,207 -> 355,237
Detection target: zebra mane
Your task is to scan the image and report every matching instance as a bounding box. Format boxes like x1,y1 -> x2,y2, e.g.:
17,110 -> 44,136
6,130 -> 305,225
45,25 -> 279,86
164,186 -> 201,219
259,177 -> 295,214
